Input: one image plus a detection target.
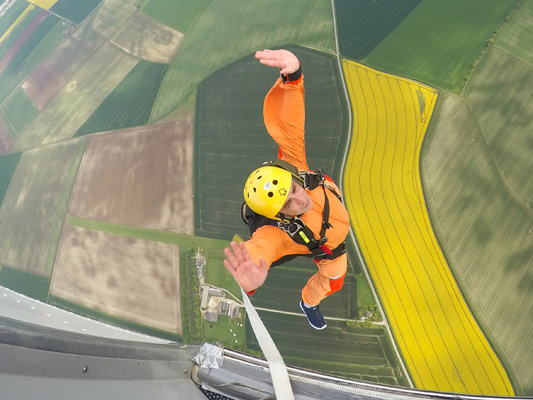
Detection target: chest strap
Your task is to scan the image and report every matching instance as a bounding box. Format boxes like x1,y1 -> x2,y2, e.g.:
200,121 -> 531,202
277,184 -> 345,261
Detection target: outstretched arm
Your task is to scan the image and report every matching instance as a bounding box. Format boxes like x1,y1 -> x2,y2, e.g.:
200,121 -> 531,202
223,241 -> 268,293
255,49 -> 308,170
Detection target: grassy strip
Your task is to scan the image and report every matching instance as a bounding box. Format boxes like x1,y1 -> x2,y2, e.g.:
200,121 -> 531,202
69,216 -> 228,249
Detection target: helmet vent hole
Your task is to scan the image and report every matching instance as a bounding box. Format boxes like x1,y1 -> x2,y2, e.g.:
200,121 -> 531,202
268,192 -> 273,198
257,175 -> 262,180
272,180 -> 278,185
253,187 -> 256,193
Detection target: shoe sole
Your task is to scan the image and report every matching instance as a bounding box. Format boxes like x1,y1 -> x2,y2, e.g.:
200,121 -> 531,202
300,301 -> 327,330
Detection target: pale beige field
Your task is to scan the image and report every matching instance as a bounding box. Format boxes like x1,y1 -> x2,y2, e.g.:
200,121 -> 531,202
51,224 -> 182,334
68,120 -> 194,234
110,12 -> 185,63
0,139 -> 86,276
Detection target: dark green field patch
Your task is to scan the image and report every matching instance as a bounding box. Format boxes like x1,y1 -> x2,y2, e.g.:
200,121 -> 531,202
252,265 -> 358,320
75,60 -> 168,136
362,0 -> 520,92
246,311 -> 404,384
0,152 -> 21,205
50,0 -> 103,24
0,266 -> 49,302
0,89 -> 38,139
335,0 -> 421,60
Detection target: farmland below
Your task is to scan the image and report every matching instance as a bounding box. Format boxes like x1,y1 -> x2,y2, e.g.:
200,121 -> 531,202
0,0 -> 531,395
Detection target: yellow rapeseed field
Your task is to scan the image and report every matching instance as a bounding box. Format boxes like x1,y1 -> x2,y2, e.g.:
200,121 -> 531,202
342,59 -> 514,395
27,0 -> 57,10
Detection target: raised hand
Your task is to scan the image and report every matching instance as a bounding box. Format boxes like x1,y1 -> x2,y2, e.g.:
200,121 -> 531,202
255,49 -> 300,75
223,241 -> 268,293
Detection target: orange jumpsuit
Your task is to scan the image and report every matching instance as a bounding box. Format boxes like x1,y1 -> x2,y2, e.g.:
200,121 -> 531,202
244,75 -> 350,306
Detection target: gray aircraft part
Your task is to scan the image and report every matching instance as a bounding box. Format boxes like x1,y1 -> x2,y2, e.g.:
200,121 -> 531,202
1,286 -> 527,400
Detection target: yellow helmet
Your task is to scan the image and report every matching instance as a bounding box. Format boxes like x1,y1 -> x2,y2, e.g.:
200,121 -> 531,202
243,165 -> 293,220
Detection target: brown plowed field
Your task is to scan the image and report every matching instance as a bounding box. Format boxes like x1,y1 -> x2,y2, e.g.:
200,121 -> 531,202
51,224 -> 182,334
68,119 -> 194,234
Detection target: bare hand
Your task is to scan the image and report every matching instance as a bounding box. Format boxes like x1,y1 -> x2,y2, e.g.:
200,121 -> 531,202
255,49 -> 300,75
223,242 -> 268,293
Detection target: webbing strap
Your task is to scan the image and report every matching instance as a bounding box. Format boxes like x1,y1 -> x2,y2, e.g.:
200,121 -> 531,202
241,288 -> 295,399
319,185 -> 331,242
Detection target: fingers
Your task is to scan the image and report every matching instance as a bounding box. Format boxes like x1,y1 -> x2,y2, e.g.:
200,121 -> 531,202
223,242 -> 250,272
223,245 -> 237,273
255,49 -> 299,75
255,49 -> 274,59
255,49 -> 284,68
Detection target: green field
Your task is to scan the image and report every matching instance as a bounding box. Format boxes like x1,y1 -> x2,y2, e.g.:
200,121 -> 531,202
150,0 -> 335,121
0,152 -> 20,205
464,46 -> 533,206
24,17 -> 67,69
0,88 -> 38,138
247,311 -> 407,385
335,0 -> 421,60
76,60 -> 168,136
140,0 -> 209,34
50,0 -> 102,24
361,0 -> 520,92
0,139 -> 86,276
496,0 -> 533,64
0,266 -> 49,301
252,262 -> 357,320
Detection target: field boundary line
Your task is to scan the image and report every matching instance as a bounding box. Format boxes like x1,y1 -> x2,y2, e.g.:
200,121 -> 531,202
330,0 -> 413,388
255,307 -> 351,322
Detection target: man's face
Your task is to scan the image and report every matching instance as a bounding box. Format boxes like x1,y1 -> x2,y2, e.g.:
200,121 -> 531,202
280,181 -> 313,217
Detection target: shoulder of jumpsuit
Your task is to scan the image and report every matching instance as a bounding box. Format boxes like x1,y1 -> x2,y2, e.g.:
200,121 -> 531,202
245,225 -> 310,264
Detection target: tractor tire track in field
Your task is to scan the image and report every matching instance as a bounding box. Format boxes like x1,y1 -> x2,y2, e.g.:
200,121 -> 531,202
341,59 -> 514,396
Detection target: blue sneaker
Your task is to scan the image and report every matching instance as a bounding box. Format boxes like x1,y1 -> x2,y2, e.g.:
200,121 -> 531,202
300,300 -> 327,330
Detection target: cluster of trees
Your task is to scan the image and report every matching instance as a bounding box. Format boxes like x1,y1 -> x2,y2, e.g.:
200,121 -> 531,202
180,247 -> 203,344
346,305 -> 383,328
